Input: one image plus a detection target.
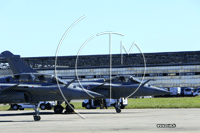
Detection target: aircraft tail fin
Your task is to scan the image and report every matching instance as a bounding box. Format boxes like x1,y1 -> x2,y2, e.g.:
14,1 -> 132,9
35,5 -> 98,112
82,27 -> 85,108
0,51 -> 37,74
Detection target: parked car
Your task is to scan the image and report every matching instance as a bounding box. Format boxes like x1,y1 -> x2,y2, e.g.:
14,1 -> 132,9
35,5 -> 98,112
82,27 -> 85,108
183,87 -> 194,96
193,87 -> 200,96
82,97 -> 128,109
139,96 -> 153,98
10,101 -> 56,110
169,87 -> 182,96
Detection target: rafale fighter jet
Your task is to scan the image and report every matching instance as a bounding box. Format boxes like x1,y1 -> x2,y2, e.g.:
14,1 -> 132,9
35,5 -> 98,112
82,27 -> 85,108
75,75 -> 171,113
0,51 -> 170,121
0,51 -> 102,121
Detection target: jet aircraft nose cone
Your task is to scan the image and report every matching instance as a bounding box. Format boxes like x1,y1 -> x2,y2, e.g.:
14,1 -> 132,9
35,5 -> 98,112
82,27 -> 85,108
150,86 -> 171,95
141,85 -> 171,96
132,85 -> 171,97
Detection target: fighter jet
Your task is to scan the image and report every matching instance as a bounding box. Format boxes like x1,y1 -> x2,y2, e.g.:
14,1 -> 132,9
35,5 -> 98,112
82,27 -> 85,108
0,51 -> 170,120
74,75 -> 171,113
0,51 -> 102,121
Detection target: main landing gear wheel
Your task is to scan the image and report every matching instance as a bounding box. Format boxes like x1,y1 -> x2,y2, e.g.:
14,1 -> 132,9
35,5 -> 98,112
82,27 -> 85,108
65,104 -> 74,114
54,105 -> 64,114
45,103 -> 52,110
34,116 -> 41,121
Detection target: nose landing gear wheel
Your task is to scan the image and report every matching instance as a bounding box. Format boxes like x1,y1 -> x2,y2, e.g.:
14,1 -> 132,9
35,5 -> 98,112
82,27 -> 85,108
33,103 -> 41,121
34,116 -> 41,121
115,99 -> 122,113
115,108 -> 121,113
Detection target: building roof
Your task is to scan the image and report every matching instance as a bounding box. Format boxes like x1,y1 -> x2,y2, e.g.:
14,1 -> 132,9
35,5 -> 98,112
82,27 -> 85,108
1,50 -> 200,70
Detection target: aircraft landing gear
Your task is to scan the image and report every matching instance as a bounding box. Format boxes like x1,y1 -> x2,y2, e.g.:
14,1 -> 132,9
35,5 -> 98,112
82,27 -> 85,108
100,99 -> 107,109
54,105 -> 64,114
114,99 -> 121,113
54,101 -> 64,114
65,104 -> 75,114
34,116 -> 41,121
115,108 -> 121,113
33,103 -> 41,121
100,99 -> 104,109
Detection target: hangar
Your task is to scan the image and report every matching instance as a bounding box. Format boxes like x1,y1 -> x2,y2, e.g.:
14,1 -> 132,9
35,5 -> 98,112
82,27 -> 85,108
0,50 -> 200,88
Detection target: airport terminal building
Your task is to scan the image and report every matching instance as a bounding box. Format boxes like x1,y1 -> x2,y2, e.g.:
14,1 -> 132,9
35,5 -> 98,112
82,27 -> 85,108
0,50 -> 200,88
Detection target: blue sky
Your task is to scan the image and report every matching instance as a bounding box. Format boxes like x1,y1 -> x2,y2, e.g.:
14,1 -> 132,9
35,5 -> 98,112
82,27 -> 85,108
0,0 -> 200,57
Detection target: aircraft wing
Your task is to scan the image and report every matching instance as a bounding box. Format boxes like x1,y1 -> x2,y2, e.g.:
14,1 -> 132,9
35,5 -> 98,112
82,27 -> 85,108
0,83 -> 32,94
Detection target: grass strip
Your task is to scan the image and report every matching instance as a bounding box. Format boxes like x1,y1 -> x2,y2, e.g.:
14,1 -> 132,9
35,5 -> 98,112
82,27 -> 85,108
126,96 -> 200,109
0,96 -> 200,111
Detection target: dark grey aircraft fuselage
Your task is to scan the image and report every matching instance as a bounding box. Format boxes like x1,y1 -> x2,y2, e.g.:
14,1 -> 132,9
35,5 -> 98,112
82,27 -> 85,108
74,75 -> 170,99
0,73 -> 102,104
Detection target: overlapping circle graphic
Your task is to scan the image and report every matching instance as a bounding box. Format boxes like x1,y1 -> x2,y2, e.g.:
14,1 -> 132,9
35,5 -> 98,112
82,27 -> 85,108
54,15 -> 146,119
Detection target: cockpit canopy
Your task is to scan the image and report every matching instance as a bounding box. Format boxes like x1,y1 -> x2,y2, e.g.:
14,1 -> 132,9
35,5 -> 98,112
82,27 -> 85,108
0,73 -> 64,84
105,75 -> 141,83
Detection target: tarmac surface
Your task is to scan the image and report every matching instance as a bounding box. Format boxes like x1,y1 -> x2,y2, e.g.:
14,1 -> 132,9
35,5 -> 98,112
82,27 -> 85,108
0,109 -> 200,133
